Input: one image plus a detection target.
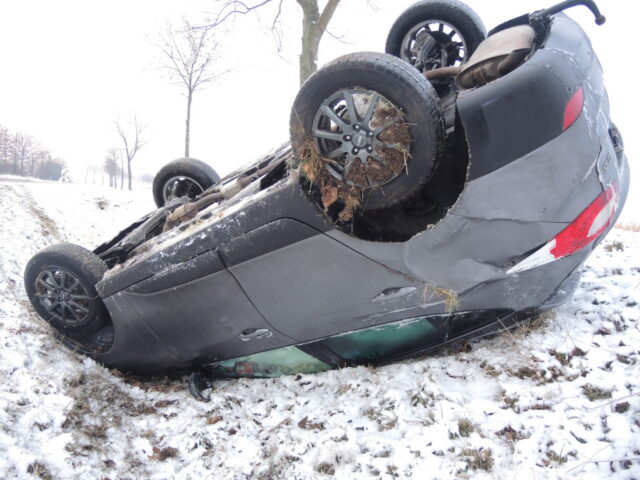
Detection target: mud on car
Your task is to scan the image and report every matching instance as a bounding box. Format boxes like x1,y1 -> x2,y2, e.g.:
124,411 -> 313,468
25,0 -> 628,386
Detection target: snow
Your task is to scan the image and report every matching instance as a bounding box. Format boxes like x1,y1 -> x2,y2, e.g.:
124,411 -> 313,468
0,179 -> 638,479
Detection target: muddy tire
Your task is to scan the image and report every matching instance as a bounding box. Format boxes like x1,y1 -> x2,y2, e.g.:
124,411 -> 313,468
152,158 -> 220,208
290,52 -> 444,211
24,243 -> 110,336
386,0 -> 486,73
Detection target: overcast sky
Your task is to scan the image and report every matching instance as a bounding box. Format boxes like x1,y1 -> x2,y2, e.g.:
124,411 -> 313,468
0,0 -> 637,217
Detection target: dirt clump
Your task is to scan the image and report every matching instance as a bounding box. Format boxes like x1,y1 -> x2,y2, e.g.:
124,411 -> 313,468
291,97 -> 411,223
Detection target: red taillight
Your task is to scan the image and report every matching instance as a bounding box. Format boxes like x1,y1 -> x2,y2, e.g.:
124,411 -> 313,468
508,183 -> 619,274
551,183 -> 618,257
563,86 -> 584,130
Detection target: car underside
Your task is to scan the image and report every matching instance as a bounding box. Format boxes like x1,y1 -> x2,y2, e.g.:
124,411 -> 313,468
25,0 -> 629,385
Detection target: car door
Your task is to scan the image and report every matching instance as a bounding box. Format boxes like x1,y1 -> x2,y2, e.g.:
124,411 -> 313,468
220,218 -> 421,342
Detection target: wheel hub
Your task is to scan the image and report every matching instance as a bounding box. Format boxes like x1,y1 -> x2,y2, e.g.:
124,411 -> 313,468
34,269 -> 91,326
311,89 -> 411,189
162,176 -> 205,203
351,132 -> 368,148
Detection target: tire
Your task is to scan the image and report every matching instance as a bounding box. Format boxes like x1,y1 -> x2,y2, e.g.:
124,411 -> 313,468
386,0 -> 486,73
24,243 -> 110,336
290,52 -> 444,211
152,157 -> 220,208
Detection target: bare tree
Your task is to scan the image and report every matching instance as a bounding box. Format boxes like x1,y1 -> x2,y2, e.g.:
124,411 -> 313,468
0,124 -> 65,179
13,132 -> 34,175
159,19 -> 227,157
30,148 -> 50,177
0,126 -> 10,174
208,0 -> 341,85
104,149 -> 121,188
115,117 -> 145,191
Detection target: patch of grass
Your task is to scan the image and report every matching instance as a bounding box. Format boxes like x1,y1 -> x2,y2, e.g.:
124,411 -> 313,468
614,402 -> 630,413
386,464 -> 399,477
512,366 -> 541,380
25,196 -> 64,241
581,384 -> 613,401
95,197 -> 109,210
290,129 -> 362,223
550,349 -> 570,366
362,405 -> 398,431
374,448 -> 392,458
546,449 -> 568,464
458,418 -> 475,437
27,461 -> 51,480
516,312 -> 554,336
293,133 -> 328,184
495,425 -> 528,442
314,462 -> 335,475
502,395 -> 519,411
460,448 -> 493,472
409,388 -> 435,408
604,240 -> 624,252
255,454 -> 297,480
151,446 -> 178,461
480,361 -> 500,377
615,222 -> 640,232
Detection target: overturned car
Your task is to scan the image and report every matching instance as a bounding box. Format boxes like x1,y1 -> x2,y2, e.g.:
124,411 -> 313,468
25,0 -> 628,381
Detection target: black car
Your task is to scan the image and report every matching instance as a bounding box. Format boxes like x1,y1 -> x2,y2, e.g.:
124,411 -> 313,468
25,0 -> 628,382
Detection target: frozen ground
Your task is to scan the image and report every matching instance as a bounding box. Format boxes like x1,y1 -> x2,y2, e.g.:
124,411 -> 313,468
0,179 -> 638,480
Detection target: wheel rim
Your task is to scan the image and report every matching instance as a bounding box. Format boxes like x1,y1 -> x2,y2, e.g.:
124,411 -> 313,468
162,176 -> 205,203
400,20 -> 468,71
311,89 -> 411,189
34,268 -> 91,326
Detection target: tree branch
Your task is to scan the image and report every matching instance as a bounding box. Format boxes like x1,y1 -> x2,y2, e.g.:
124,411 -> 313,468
317,0 -> 340,37
208,0 -> 276,29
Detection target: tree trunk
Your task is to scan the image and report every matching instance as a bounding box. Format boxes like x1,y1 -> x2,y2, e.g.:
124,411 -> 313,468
297,0 -> 340,85
185,90 -> 193,157
120,155 -> 124,190
298,1 -> 320,85
127,158 -> 132,191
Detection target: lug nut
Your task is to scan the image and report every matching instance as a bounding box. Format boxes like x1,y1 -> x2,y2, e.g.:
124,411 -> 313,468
367,131 -> 373,137
354,125 -> 361,131
344,135 -> 352,141
367,146 -> 373,153
353,148 -> 360,154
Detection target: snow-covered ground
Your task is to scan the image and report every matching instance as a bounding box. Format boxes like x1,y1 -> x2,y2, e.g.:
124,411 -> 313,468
0,179 -> 638,480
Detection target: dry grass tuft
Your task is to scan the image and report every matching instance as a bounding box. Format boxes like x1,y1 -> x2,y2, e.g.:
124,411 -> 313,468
27,461 -> 51,480
581,384 -> 613,401
290,129 -> 363,223
423,284 -> 459,313
604,240 -> 624,252
545,449 -> 569,464
460,448 -> 493,471
292,132 -> 329,184
457,418 -> 475,437
314,462 -> 336,475
495,425 -> 529,442
615,222 -> 640,232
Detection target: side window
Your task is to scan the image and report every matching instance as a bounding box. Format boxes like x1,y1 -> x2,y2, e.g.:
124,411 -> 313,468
447,309 -> 512,338
210,346 -> 331,378
318,316 -> 448,364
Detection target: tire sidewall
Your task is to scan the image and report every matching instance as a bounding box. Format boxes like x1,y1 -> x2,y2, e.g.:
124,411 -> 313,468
152,158 -> 220,208
24,248 -> 107,336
